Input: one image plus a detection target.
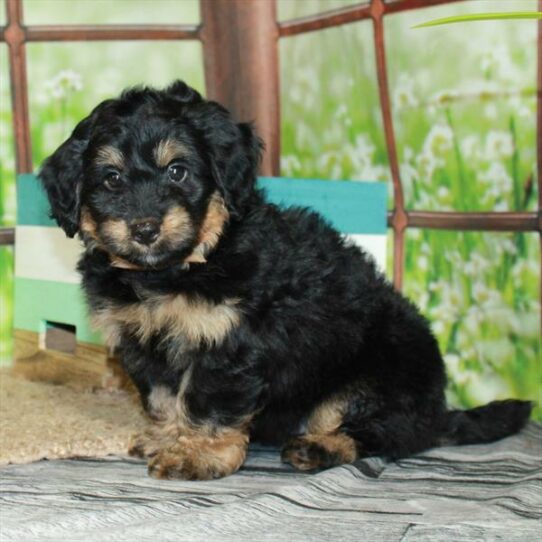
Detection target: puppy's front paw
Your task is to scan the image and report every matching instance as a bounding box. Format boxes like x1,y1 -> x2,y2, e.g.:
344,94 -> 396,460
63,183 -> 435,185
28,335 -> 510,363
147,434 -> 247,481
128,431 -> 159,459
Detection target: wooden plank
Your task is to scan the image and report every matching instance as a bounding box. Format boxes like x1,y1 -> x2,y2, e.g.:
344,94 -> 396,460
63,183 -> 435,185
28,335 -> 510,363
0,424 -> 540,541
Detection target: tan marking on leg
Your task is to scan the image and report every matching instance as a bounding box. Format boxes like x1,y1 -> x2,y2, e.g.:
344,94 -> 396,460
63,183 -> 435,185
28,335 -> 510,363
306,394 -> 349,434
281,433 -> 358,471
282,391 -> 357,471
146,385 -> 178,422
131,368 -> 251,480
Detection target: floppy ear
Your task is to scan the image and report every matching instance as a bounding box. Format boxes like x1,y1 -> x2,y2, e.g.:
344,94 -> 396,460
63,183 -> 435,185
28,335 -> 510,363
209,119 -> 264,219
39,114 -> 94,238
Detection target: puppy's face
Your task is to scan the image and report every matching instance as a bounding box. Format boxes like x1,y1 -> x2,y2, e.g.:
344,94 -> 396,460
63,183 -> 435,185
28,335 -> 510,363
80,119 -> 221,268
40,81 -> 262,269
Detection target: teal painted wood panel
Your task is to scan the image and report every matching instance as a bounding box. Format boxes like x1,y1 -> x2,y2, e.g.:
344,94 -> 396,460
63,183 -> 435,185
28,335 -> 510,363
258,177 -> 387,234
14,277 -> 102,345
17,174 -> 57,227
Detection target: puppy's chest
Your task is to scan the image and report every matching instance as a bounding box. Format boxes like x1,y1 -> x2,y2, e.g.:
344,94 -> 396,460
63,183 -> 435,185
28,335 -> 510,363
91,290 -> 242,351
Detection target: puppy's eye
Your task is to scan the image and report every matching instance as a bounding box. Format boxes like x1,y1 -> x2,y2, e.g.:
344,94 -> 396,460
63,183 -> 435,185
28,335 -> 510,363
104,171 -> 122,191
167,164 -> 188,183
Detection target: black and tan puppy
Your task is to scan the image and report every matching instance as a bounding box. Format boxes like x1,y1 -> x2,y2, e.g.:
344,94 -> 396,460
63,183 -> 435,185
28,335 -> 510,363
40,81 -> 532,480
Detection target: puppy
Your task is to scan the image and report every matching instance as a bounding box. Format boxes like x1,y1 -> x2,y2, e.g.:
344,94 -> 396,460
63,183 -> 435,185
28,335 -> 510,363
40,81 -> 532,480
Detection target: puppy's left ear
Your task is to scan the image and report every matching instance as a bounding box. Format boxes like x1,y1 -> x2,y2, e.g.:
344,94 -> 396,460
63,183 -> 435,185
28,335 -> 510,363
39,114 -> 94,238
211,121 -> 264,219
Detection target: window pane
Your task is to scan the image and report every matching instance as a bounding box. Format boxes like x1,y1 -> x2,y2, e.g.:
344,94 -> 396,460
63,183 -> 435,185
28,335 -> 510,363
27,41 -> 204,166
280,20 -> 389,184
404,229 -> 541,419
386,0 -> 538,212
23,0 -> 200,25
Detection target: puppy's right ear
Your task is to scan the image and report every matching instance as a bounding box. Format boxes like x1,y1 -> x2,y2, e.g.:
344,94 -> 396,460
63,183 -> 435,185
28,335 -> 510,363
39,114 -> 94,238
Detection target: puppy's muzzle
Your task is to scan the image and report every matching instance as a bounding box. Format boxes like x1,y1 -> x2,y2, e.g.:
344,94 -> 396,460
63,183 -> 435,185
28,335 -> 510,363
130,218 -> 160,246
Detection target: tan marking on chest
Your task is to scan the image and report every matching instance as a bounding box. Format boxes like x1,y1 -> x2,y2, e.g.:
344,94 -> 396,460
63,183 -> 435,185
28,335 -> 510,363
92,294 -> 241,349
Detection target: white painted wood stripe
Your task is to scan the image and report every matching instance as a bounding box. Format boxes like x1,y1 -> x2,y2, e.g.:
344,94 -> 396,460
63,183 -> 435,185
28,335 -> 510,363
15,226 -> 83,284
346,234 -> 387,272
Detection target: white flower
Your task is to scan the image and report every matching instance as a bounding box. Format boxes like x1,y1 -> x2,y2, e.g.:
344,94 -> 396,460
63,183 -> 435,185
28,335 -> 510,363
460,135 -> 480,159
437,186 -> 450,200
423,124 -> 454,157
478,162 -> 513,196
334,104 -> 348,119
466,251 -> 491,276
466,372 -> 509,404
404,146 -> 414,162
416,150 -> 441,185
353,134 -> 375,163
428,279 -> 447,293
471,281 -> 501,308
280,155 -> 302,176
485,131 -> 514,161
493,200 -> 509,212
430,89 -> 459,107
294,121 -> 318,149
512,259 -> 539,282
43,70 -> 83,101
510,313 -> 541,340
490,236 -> 517,257
400,162 -> 419,201
431,320 -> 445,335
417,255 -> 429,271
484,103 -> 498,119
464,305 -> 485,329
393,73 -> 418,111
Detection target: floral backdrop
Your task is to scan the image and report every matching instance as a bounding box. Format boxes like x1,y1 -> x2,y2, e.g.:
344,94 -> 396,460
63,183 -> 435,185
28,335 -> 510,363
0,0 -> 540,417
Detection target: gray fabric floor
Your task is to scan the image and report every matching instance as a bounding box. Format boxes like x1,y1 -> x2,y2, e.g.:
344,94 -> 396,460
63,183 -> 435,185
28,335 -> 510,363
1,423 -> 541,542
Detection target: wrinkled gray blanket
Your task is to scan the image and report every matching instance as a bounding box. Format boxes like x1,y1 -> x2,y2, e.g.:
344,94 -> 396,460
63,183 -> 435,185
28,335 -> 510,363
1,423 -> 541,542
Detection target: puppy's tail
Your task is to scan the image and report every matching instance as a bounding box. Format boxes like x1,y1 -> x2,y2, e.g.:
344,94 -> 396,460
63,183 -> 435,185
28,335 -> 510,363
437,400 -> 533,446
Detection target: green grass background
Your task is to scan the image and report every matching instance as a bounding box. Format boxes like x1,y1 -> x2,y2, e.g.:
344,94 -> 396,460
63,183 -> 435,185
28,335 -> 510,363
0,0 -> 540,417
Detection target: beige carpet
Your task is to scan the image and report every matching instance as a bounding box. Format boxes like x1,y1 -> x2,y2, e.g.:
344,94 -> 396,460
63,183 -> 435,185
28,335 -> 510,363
0,370 -> 147,465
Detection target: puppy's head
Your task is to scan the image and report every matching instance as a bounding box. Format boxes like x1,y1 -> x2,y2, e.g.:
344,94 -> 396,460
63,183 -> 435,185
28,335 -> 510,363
39,80 -> 262,268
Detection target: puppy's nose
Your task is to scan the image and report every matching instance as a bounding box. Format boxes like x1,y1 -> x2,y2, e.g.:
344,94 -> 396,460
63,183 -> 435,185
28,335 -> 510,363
130,219 -> 160,245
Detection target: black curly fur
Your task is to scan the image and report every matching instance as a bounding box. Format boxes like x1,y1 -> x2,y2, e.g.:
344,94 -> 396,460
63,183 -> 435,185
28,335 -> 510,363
39,81 -> 532,469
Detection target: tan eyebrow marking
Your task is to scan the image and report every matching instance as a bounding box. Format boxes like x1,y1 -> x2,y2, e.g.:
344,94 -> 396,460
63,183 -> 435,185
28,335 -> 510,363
154,139 -> 189,167
95,145 -> 124,169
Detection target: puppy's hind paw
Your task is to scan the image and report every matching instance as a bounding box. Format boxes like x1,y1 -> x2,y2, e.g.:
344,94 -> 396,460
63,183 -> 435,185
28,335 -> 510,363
281,434 -> 357,471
